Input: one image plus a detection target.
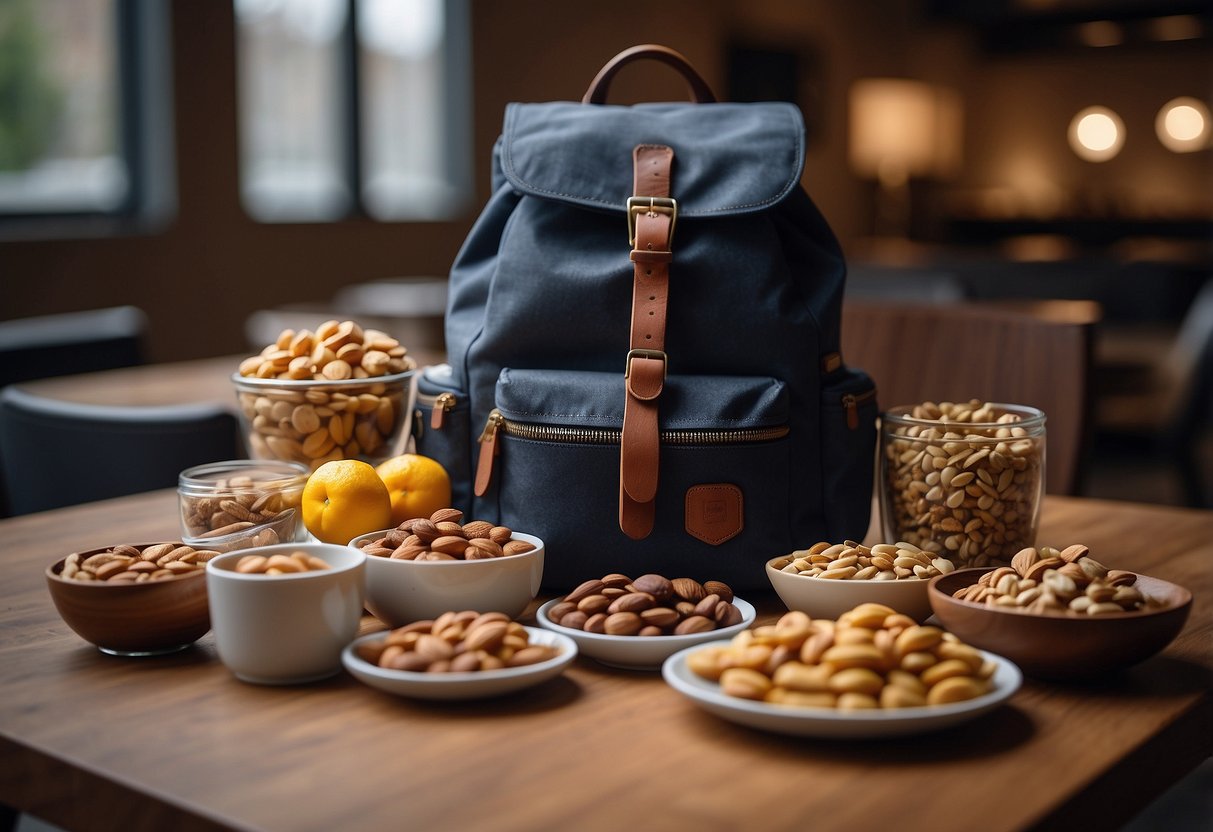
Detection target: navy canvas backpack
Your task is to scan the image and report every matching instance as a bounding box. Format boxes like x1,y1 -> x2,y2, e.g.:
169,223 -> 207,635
415,45 -> 876,590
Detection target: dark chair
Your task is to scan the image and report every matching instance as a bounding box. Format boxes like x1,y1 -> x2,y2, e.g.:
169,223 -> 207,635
0,306 -> 147,387
0,387 -> 243,515
841,299 -> 1097,495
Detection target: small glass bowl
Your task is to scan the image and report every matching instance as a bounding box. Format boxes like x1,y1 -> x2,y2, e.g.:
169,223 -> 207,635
178,459 -> 308,546
879,403 -> 1046,569
231,370 -> 416,470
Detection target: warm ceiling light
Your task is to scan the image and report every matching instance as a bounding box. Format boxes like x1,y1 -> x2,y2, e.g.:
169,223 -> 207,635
1077,21 -> 1122,47
1156,97 -> 1211,152
1068,106 -> 1125,162
1148,14 -> 1204,42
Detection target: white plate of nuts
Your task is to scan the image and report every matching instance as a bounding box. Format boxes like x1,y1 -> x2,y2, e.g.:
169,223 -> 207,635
663,644 -> 1020,738
342,618 -> 577,700
536,573 -> 756,670
661,604 -> 1022,738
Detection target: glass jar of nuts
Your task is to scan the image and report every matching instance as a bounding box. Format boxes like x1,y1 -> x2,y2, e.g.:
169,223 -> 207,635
178,459 -> 308,549
879,400 -> 1045,569
232,320 -> 417,469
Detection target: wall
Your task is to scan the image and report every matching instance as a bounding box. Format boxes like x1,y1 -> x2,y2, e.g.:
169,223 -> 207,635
1,1 -> 1209,363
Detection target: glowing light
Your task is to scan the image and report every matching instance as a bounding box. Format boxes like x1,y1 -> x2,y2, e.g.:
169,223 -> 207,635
1156,97 -> 1211,152
1068,107 -> 1124,162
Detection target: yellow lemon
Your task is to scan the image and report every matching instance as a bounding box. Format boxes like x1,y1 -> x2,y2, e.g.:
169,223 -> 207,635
375,453 -> 452,526
302,459 -> 392,544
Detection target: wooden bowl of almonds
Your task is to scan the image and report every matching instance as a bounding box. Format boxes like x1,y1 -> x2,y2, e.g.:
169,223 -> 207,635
927,544 -> 1192,679
46,543 -> 215,656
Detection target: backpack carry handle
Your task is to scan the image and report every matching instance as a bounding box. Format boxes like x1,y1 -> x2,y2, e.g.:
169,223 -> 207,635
582,44 -> 717,105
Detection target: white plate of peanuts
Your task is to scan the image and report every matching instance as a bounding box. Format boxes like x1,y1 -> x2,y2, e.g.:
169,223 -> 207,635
661,604 -> 1022,738
342,617 -> 577,700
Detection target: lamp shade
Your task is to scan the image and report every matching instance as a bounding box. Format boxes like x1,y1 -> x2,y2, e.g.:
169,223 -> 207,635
849,78 -> 962,185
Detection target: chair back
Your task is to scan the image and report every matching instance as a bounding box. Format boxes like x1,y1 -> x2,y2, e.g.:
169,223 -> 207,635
842,299 -> 1096,495
0,387 -> 243,515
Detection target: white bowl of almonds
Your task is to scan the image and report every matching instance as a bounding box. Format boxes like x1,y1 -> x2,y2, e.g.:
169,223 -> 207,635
233,320 -> 417,470
766,540 -> 953,623
350,509 -> 544,627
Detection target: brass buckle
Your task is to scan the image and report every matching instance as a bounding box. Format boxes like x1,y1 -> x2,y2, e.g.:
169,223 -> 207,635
624,348 -> 668,379
627,196 -> 677,247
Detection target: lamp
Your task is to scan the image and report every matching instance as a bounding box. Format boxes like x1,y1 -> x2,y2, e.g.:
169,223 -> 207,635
848,78 -> 962,238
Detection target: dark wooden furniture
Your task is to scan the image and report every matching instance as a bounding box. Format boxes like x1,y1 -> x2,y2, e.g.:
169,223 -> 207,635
842,299 -> 1098,495
1,490 -> 1210,832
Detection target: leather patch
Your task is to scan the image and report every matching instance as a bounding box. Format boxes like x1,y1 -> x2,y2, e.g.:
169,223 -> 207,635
685,484 -> 743,546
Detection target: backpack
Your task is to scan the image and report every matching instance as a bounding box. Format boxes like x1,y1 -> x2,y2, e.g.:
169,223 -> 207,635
415,45 -> 876,590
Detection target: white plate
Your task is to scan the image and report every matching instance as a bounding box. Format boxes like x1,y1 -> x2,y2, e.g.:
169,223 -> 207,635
662,643 -> 1022,738
342,626 -> 577,700
536,597 -> 757,670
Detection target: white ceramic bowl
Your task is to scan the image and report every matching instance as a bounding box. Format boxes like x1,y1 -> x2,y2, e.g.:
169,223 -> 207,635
342,626 -> 577,700
350,531 -> 544,627
766,556 -> 933,623
535,596 -> 756,670
206,543 -> 366,684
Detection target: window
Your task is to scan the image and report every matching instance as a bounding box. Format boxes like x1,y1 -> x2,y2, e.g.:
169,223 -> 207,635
235,0 -> 471,223
0,0 -> 173,224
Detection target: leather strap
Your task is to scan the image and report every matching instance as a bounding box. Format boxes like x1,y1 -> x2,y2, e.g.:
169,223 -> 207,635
582,45 -> 717,105
619,144 -> 674,539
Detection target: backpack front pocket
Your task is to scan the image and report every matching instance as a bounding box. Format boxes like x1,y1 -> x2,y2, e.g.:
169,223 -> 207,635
476,368 -> 793,590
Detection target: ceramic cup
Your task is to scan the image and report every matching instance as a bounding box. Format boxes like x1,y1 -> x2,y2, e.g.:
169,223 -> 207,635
206,543 -> 365,684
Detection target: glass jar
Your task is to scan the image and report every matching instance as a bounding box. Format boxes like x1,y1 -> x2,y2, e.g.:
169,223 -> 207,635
231,369 -> 416,470
178,459 -> 308,549
879,402 -> 1046,569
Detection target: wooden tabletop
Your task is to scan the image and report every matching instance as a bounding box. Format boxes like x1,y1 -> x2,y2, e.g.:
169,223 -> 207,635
13,349 -> 446,409
1,492 -> 1210,831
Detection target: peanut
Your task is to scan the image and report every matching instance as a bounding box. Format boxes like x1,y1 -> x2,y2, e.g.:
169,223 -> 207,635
776,539 -> 956,581
687,603 -> 996,710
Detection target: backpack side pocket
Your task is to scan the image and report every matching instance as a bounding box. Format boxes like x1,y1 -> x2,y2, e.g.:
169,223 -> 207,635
820,367 -> 877,542
414,364 -> 472,513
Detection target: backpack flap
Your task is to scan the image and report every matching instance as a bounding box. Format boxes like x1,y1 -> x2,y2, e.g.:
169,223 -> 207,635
500,101 -> 806,218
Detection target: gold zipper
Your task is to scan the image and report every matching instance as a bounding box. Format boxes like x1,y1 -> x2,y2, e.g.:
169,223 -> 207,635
429,391 -> 457,430
841,388 -> 876,430
473,408 -> 788,496
489,409 -> 789,446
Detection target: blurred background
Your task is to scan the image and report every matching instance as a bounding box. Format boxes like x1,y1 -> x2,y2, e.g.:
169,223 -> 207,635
0,0 -> 1211,508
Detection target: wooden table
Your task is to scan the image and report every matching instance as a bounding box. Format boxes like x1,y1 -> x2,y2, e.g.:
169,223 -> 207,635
1,493 -> 1210,832
14,350 -> 446,410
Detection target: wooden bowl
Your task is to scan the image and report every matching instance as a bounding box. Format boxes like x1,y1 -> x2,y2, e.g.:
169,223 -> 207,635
928,569 -> 1192,680
46,545 -> 212,656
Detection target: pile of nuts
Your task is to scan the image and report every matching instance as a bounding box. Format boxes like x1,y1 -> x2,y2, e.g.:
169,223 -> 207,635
355,611 -> 562,673
774,540 -> 957,581
688,603 -> 996,710
60,544 -> 218,583
952,544 -> 1161,616
181,472 -> 303,540
546,573 -> 744,636
232,551 -> 331,575
882,399 -> 1044,568
356,508 -> 535,560
235,322 -> 413,468
238,320 -> 414,382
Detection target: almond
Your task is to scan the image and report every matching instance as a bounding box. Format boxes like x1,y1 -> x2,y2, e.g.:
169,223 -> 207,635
564,579 -> 605,604
632,574 -> 673,600
502,539 -> 535,556
462,520 -> 494,539
671,577 -> 706,603
703,580 -> 734,603
604,611 -> 643,636
488,526 -> 512,544
410,519 -> 440,543
429,508 -> 464,525
429,535 -> 469,555
674,615 -> 715,635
